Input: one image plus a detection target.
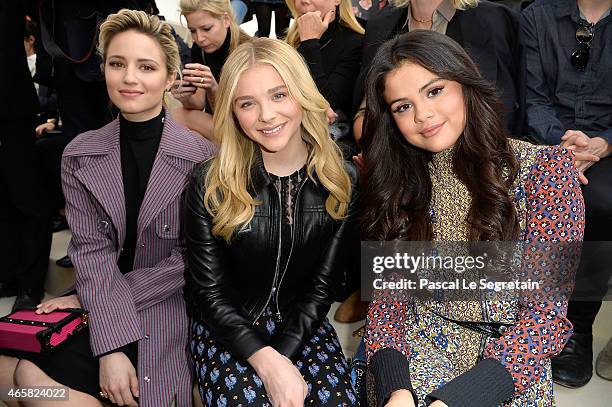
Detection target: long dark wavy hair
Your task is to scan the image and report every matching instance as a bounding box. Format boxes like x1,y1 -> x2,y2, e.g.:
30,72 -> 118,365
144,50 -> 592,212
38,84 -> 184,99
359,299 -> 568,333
361,30 -> 519,241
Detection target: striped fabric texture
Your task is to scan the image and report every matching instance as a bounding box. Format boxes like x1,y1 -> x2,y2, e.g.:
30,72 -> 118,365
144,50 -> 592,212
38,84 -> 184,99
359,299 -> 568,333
61,110 -> 216,406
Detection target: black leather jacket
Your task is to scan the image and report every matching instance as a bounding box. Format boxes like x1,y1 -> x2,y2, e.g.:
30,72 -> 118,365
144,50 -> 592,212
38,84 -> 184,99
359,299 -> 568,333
185,153 -> 360,362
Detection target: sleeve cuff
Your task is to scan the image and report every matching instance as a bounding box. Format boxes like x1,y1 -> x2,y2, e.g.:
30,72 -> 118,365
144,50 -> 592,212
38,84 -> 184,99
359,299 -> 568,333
426,358 -> 514,407
370,348 -> 418,407
298,38 -> 321,52
598,129 -> 612,145
272,334 -> 302,361
97,344 -> 131,359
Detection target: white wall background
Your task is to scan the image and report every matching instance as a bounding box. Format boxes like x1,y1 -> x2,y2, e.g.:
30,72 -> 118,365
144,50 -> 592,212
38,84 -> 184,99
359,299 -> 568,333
156,0 -> 184,24
156,0 -> 273,37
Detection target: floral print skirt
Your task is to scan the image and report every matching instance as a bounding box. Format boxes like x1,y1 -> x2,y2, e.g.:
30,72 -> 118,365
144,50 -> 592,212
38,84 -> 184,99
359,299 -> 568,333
191,307 -> 357,406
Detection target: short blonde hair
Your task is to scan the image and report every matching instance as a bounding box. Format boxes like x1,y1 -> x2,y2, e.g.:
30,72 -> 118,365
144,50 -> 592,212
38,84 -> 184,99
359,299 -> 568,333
180,0 -> 250,53
393,0 -> 478,9
98,9 -> 180,77
205,38 -> 352,242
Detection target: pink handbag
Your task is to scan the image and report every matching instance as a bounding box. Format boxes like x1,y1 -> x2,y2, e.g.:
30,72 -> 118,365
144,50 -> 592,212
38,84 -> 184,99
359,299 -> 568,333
0,309 -> 88,353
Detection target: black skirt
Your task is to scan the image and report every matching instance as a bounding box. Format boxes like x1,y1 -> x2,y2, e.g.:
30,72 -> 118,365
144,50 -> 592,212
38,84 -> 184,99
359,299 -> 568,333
3,328 -> 138,403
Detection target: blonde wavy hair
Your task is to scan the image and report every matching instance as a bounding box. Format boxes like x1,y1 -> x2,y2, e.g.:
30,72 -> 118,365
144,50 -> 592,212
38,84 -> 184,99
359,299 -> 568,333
180,0 -> 250,53
393,0 -> 478,9
204,38 -> 352,242
285,0 -> 364,48
98,9 -> 180,77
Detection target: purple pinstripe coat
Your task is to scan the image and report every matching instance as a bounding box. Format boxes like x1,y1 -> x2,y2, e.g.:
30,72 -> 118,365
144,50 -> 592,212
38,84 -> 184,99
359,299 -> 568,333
61,111 -> 215,406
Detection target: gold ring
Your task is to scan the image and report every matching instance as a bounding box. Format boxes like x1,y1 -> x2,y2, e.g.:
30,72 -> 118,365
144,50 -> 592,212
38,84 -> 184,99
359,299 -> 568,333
200,77 -> 204,84
99,391 -> 108,399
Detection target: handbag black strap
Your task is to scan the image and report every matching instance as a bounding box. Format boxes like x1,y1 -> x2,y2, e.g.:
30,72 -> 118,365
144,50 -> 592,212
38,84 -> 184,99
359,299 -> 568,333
38,0 -> 101,64
429,310 -> 513,339
0,316 -> 52,328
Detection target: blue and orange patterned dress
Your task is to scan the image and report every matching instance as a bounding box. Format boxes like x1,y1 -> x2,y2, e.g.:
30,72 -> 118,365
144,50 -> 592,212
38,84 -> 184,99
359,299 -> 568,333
365,140 -> 585,406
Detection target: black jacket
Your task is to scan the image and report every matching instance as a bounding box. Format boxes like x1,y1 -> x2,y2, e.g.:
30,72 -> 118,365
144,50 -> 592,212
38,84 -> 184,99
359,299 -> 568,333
185,153 -> 360,362
297,19 -> 363,116
353,1 -> 524,135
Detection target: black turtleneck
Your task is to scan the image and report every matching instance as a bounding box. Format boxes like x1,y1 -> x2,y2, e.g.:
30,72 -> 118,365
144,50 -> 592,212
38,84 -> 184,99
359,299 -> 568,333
296,16 -> 363,116
117,109 -> 164,274
190,28 -> 232,83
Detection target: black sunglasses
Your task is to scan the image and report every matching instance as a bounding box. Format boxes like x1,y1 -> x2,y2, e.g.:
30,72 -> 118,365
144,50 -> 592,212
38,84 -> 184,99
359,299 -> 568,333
571,22 -> 594,71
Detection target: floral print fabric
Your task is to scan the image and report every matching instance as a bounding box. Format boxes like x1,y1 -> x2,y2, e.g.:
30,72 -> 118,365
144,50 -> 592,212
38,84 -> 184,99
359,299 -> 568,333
192,307 -> 357,406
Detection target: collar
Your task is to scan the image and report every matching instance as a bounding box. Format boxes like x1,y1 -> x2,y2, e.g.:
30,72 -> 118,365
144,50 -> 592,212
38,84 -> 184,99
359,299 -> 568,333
249,148 -> 274,195
403,0 -> 457,30
320,14 -> 340,47
204,28 -> 231,61
119,108 -> 164,141
63,107 -> 205,163
248,148 -> 314,195
158,110 -> 207,162
579,5 -> 612,23
554,0 -> 612,26
430,144 -> 454,169
437,0 -> 457,22
553,0 -> 581,22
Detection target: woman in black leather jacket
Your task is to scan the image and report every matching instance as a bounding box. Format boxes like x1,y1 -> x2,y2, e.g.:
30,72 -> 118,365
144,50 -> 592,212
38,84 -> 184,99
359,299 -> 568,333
185,38 -> 359,406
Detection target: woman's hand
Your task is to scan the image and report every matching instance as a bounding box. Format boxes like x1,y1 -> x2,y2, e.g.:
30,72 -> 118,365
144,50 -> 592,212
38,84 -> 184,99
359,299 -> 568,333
182,63 -> 219,96
384,389 -> 415,407
297,10 -> 335,41
326,107 -> 337,124
352,153 -> 365,175
35,294 -> 81,314
248,346 -> 307,406
171,79 -> 206,111
99,352 -> 139,407
429,401 -> 449,407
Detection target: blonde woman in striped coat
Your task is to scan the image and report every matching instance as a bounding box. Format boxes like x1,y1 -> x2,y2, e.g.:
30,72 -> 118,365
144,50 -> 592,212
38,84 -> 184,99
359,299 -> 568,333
1,10 -> 215,407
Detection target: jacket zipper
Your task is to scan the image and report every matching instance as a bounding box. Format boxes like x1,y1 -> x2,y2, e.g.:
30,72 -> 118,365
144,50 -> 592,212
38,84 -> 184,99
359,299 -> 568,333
273,178 -> 307,322
253,183 -> 284,324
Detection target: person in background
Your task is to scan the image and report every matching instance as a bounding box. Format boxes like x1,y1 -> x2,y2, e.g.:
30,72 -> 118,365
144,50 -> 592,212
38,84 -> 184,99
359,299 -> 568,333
286,0 -> 364,127
232,0 -> 250,23
24,18 -> 58,124
596,336 -> 612,381
145,1 -> 193,66
352,0 -> 523,142
0,0 -> 52,312
361,30 -> 583,407
22,17 -> 68,234
285,0 -> 364,311
172,0 -> 251,143
521,0 -> 612,389
38,0 -> 150,269
252,0 -> 291,37
0,9 -> 215,406
185,38 -> 359,406
351,0 -> 387,21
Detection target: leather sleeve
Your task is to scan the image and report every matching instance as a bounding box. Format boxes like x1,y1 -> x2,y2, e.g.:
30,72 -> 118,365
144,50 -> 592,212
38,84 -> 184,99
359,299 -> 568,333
184,163 -> 267,361
272,163 -> 361,360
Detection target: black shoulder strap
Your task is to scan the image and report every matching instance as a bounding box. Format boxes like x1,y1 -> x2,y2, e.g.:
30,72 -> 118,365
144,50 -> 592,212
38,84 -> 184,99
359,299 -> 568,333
38,0 -> 100,64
